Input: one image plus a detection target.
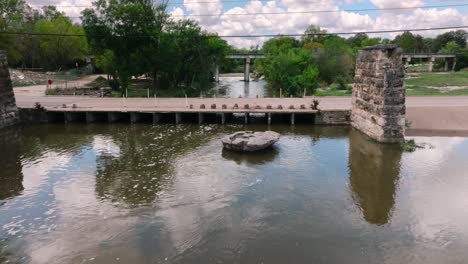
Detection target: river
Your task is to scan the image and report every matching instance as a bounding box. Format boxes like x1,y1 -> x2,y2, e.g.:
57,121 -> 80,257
212,76 -> 271,98
1,123 -> 468,264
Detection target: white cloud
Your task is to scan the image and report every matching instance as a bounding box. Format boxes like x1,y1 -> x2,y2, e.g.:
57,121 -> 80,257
369,0 -> 424,9
25,0 -> 468,48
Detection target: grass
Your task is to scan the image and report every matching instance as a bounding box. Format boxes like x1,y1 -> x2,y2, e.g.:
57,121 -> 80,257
315,82 -> 353,97
111,79 -> 210,98
405,71 -> 468,87
12,81 -> 39,87
85,76 -> 109,89
406,86 -> 468,96
400,139 -> 425,152
316,71 -> 468,97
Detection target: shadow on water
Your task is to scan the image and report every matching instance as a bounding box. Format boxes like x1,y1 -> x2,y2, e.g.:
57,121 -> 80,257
0,128 -> 24,202
221,147 -> 279,165
348,129 -> 403,225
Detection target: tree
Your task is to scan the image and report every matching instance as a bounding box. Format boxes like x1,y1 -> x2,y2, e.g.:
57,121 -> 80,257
35,15 -> 88,70
393,31 -> 424,53
315,36 -> 354,83
434,30 -> 467,52
440,41 -> 462,54
301,25 -> 329,44
82,0 -> 158,95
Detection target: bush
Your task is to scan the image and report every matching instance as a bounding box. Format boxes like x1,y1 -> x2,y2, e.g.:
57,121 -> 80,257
400,139 -> 424,152
335,76 -> 348,90
86,76 -> 109,89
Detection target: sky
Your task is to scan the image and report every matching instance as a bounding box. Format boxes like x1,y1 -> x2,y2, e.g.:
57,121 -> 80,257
27,0 -> 468,48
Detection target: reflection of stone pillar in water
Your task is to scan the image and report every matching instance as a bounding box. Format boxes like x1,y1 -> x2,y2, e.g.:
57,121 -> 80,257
351,45 -> 406,143
348,129 -> 402,225
0,129 -> 24,200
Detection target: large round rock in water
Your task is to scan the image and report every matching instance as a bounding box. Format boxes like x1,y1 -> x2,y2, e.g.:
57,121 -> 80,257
221,131 -> 280,152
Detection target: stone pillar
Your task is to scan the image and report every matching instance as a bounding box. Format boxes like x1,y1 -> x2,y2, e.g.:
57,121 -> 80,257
351,45 -> 406,143
444,58 -> 449,72
404,57 -> 411,67
428,56 -> 435,72
244,58 -> 250,82
452,58 -> 457,71
214,64 -> 220,82
0,50 -> 19,128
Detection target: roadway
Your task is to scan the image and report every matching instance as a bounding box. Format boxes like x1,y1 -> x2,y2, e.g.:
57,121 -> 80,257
13,84 -> 468,135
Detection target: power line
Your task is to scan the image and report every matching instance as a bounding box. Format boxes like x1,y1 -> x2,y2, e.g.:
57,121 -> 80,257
37,0 -> 332,7
36,3 -> 468,17
1,25 -> 467,38
177,3 -> 468,17
40,0 -> 324,6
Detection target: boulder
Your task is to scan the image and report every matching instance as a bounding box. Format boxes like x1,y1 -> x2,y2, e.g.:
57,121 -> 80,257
222,131 -> 280,152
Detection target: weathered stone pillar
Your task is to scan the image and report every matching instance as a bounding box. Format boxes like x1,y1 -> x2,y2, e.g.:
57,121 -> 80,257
428,56 -> 435,72
351,45 -> 406,143
0,50 -> 19,128
404,56 -> 411,67
244,58 -> 250,82
214,64 -> 220,82
444,58 -> 449,72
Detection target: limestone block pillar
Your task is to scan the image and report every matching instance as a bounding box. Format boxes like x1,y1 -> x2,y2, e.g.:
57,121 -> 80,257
244,58 -> 251,82
404,57 -> 411,67
351,45 -> 406,143
452,58 -> 457,71
214,64 -> 220,82
0,50 -> 19,128
428,56 -> 435,72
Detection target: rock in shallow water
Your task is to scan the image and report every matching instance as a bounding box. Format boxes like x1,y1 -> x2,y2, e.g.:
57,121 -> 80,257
221,131 -> 280,152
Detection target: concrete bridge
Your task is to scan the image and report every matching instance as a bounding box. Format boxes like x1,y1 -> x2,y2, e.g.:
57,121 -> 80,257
402,53 -> 456,72
219,54 -> 266,82
220,53 -> 457,83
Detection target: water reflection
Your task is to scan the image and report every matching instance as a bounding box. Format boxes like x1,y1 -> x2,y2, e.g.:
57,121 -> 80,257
214,77 -> 268,98
221,147 -> 279,165
348,129 -> 402,225
94,125 -> 219,207
0,129 -> 24,202
1,124 -> 468,263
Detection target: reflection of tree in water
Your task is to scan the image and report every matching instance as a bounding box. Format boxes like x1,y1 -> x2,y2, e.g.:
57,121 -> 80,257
0,129 -> 23,202
348,129 -> 403,225
0,238 -> 22,264
94,125 -> 221,207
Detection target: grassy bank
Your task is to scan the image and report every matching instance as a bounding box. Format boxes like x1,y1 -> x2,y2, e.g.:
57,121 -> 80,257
317,71 -> 468,97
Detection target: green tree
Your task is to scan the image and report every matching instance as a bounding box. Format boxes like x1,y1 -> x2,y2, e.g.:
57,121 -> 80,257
262,44 -> 319,96
433,30 -> 467,52
393,31 -> 424,53
315,36 -> 354,83
34,15 -> 88,69
440,41 -> 462,54
82,0 -> 158,95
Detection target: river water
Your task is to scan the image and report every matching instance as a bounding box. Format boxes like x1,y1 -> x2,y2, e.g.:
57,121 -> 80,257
1,123 -> 468,264
213,76 -> 270,98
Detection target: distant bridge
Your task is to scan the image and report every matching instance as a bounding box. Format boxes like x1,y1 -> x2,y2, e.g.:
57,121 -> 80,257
223,54 -> 265,82
402,54 -> 456,72
218,52 -> 457,82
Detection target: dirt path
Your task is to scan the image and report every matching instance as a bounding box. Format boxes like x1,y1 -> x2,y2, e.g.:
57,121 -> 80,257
13,74 -> 105,97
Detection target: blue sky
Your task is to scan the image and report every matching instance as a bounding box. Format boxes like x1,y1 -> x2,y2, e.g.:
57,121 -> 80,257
163,0 -> 468,47
27,0 -> 468,47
